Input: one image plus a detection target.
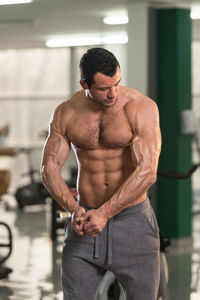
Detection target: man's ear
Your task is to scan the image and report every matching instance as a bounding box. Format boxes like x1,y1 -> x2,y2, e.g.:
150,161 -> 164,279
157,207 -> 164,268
80,80 -> 88,90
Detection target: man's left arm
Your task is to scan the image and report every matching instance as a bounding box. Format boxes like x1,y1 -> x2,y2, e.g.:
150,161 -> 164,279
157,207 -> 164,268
104,98 -> 161,216
84,98 -> 161,237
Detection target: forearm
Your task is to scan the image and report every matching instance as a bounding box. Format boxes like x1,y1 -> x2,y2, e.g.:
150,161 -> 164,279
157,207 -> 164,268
101,168 -> 156,219
41,164 -> 79,214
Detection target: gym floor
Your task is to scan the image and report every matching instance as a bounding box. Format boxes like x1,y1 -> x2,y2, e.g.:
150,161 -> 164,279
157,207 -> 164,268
0,193 -> 200,300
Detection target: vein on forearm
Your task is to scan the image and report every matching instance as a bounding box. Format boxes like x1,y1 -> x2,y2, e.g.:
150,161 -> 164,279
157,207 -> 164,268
104,137 -> 159,218
41,129 -> 78,214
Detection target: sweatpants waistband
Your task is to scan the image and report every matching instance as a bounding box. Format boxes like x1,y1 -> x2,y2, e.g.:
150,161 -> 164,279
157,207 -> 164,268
78,197 -> 150,214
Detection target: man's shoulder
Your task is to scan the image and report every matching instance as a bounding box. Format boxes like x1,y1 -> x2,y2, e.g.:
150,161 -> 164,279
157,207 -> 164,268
121,87 -> 157,111
54,90 -> 84,113
70,90 -> 85,103
121,87 -> 159,126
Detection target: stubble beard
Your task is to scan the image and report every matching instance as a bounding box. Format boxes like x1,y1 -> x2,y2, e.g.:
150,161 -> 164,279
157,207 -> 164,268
103,96 -> 118,107
87,90 -> 118,108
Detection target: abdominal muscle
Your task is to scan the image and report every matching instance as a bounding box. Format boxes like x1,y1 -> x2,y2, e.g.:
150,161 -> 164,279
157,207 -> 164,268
74,147 -> 139,208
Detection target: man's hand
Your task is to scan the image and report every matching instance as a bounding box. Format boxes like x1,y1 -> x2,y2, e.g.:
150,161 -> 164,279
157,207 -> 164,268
83,207 -> 109,238
71,206 -> 86,236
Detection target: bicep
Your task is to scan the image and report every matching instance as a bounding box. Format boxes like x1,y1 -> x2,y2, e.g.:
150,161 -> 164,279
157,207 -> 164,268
131,101 -> 161,174
42,125 -> 71,168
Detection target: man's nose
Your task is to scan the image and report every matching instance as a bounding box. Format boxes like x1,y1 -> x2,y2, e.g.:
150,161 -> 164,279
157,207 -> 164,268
108,87 -> 116,98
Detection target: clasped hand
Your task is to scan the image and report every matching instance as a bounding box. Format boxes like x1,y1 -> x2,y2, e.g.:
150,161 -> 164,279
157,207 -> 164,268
72,206 -> 109,238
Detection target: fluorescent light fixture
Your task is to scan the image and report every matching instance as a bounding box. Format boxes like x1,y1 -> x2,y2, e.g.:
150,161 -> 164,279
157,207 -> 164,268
45,32 -> 128,48
103,34 -> 128,45
46,35 -> 102,48
0,0 -> 32,4
190,6 -> 200,19
103,16 -> 128,25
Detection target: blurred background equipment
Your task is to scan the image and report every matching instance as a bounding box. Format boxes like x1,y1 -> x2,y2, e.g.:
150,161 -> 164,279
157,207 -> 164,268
0,147 -> 14,280
14,148 -> 49,209
0,124 -> 9,147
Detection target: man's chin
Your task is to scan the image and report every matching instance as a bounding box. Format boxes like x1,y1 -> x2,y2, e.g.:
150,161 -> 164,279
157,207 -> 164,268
104,98 -> 117,107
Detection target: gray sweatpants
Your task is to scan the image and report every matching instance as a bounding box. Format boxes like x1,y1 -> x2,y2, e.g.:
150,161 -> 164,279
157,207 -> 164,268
62,198 -> 160,300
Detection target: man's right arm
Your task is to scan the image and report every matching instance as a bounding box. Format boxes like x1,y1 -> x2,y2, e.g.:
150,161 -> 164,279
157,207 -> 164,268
40,104 -> 80,216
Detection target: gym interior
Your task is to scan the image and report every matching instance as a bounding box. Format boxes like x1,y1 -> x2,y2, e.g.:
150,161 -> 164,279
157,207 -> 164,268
0,0 -> 200,299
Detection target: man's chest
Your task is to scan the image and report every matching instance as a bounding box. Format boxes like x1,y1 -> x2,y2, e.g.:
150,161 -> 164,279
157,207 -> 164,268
67,112 -> 133,150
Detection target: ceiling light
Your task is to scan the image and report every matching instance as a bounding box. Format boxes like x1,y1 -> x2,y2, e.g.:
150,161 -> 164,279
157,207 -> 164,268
45,35 -> 102,48
45,32 -> 128,48
103,16 -> 128,25
103,34 -> 128,45
190,6 -> 200,19
0,0 -> 33,5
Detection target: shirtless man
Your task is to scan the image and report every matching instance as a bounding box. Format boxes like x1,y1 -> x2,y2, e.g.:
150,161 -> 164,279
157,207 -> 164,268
41,48 -> 161,300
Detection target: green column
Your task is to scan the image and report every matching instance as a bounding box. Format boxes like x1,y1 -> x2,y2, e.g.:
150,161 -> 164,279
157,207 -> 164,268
157,8 -> 192,238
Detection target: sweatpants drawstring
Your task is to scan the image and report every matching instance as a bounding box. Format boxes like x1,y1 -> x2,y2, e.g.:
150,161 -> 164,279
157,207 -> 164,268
79,202 -> 113,265
94,235 -> 100,259
107,219 -> 113,265
93,219 -> 113,265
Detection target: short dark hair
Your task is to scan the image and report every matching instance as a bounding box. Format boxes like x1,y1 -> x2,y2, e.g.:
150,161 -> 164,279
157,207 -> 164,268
79,48 -> 120,88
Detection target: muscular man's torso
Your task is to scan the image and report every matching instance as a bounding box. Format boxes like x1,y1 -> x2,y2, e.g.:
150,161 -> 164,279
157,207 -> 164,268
62,87 -> 146,208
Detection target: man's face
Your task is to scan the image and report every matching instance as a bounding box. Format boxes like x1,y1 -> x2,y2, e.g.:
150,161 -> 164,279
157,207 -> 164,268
84,67 -> 121,108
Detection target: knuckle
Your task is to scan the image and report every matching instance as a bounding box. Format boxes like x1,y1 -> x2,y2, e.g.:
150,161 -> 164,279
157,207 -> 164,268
90,220 -> 95,227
